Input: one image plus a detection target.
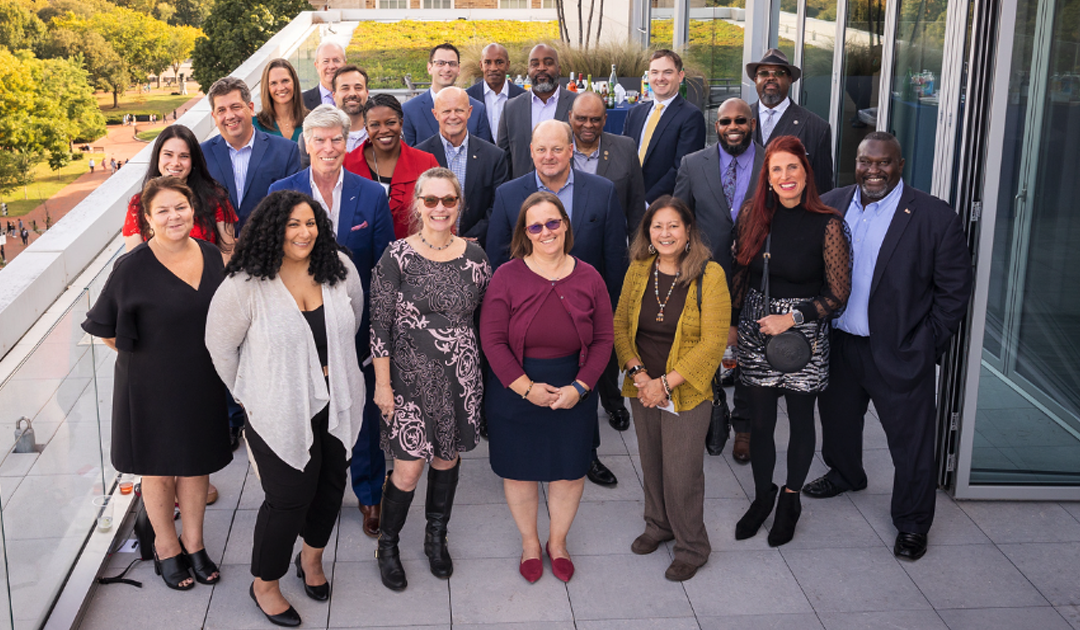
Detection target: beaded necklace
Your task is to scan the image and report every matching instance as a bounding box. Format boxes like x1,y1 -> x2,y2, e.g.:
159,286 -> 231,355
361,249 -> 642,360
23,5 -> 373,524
653,259 -> 680,322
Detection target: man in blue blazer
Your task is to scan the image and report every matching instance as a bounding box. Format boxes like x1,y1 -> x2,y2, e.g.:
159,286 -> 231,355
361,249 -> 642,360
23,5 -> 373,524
487,120 -> 628,487
622,50 -> 706,204
269,105 -> 396,538
202,77 -> 302,235
402,44 -> 492,146
465,43 -> 526,145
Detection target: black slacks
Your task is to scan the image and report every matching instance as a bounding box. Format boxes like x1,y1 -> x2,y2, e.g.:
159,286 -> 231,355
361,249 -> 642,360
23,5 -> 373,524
247,403 -> 348,581
817,330 -> 938,534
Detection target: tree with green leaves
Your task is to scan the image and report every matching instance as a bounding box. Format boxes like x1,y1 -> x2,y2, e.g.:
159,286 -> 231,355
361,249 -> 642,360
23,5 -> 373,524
166,24 -> 200,84
40,28 -> 130,107
0,0 -> 48,53
54,4 -> 173,91
170,0 -> 212,28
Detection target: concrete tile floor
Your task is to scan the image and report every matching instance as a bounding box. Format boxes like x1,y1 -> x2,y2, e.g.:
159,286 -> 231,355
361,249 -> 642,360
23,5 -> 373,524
74,405 -> 1080,630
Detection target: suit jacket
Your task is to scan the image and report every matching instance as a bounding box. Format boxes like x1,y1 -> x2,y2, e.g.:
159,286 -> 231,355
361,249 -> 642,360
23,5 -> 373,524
302,86 -> 324,111
401,90 -> 492,147
268,168 -> 396,360
466,80 -> 526,143
486,170 -> 628,307
343,140 -> 441,239
202,129 -> 302,234
821,184 -> 972,391
497,88 -> 577,179
753,99 -> 834,194
674,142 -> 764,279
414,133 -> 509,248
622,94 -> 706,204
591,132 -> 648,237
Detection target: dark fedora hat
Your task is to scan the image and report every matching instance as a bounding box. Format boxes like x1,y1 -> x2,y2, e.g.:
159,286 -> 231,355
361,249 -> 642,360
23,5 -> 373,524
746,48 -> 802,83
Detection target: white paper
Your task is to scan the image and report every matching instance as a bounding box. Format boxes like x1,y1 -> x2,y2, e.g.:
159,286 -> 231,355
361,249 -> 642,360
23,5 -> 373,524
659,399 -> 679,416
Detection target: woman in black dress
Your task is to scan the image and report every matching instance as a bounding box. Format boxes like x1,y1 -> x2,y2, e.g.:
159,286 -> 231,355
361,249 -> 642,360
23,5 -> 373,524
83,177 -> 231,590
731,136 -> 851,547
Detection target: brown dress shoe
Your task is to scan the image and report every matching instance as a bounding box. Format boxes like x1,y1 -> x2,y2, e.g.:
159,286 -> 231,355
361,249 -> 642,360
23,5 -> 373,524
665,559 -> 701,581
732,432 -> 751,463
359,504 -> 381,538
631,533 -> 671,555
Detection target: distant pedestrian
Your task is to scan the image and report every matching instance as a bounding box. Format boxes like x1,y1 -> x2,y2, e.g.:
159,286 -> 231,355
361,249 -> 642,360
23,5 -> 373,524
45,213 -> 52,230
89,158 -> 96,174
18,218 -> 24,231
111,158 -> 117,173
31,220 -> 37,232
20,228 -> 29,245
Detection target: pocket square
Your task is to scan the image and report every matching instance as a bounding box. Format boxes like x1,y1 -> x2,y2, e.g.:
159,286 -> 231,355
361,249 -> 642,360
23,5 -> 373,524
351,221 -> 369,231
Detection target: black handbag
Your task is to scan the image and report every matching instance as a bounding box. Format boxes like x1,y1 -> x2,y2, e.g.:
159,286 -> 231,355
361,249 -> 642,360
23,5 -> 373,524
760,234 -> 812,374
696,266 -> 731,455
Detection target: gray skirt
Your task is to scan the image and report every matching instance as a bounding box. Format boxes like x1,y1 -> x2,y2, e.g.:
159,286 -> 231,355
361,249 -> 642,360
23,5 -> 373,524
736,287 -> 830,393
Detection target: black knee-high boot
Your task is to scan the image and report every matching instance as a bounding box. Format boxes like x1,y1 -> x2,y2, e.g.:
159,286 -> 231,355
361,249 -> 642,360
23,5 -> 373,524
768,486 -> 802,547
736,484 -> 778,540
378,473 -> 414,591
424,459 -> 460,578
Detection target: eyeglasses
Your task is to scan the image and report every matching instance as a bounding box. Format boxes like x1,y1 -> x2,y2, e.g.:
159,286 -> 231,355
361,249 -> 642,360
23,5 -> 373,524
419,195 -> 460,208
431,60 -> 460,68
525,218 -> 564,234
717,116 -> 749,126
756,69 -> 789,79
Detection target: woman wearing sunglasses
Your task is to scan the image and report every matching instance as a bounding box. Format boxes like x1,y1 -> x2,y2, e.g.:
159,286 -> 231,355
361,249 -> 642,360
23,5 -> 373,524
480,192 -> 614,584
369,168 -> 492,591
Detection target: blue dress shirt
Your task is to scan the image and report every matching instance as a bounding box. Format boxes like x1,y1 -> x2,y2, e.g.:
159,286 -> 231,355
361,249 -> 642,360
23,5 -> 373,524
536,169 -> 575,219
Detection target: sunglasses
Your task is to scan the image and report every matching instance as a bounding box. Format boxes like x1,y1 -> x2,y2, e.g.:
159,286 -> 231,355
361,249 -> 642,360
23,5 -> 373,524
525,218 -> 564,234
718,116 -> 749,126
756,69 -> 789,78
420,195 -> 459,208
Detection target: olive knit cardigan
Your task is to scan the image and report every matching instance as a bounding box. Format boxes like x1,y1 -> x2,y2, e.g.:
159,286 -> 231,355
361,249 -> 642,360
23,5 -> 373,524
613,256 -> 730,412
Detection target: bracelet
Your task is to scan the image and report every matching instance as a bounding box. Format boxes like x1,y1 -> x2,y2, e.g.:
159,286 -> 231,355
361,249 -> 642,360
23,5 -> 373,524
522,380 -> 534,399
660,374 -> 672,399
627,365 -> 648,378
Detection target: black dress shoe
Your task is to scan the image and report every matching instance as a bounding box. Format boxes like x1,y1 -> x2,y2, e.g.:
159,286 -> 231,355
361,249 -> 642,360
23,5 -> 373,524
229,426 -> 243,452
250,583 -> 301,627
607,407 -> 631,431
587,458 -> 617,486
894,532 -> 928,561
295,552 -> 330,601
802,475 -> 865,498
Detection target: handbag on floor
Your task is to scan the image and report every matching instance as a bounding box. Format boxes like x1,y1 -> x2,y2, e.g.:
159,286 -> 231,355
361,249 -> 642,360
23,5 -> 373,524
696,265 -> 731,455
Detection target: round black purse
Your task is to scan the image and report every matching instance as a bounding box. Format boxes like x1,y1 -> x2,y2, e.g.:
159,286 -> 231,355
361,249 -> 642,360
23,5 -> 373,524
760,234 -> 813,374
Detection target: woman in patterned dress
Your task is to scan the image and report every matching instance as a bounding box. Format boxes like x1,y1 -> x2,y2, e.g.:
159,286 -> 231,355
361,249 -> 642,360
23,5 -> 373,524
369,167 -> 492,591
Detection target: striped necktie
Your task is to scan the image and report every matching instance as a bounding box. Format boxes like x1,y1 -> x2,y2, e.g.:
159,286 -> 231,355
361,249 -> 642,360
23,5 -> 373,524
638,104 -> 665,163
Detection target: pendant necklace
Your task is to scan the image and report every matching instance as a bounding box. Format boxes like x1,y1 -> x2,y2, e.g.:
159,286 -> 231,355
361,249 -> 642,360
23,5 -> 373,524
420,232 -> 453,250
654,260 -> 680,322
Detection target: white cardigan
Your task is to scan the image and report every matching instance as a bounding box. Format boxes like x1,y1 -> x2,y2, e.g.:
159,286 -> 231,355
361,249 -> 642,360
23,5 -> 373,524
205,252 -> 366,471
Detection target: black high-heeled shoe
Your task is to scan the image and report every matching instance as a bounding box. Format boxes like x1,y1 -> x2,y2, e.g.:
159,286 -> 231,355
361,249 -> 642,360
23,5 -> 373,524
153,549 -> 195,591
249,583 -> 301,627
294,551 -> 330,601
180,541 -> 220,585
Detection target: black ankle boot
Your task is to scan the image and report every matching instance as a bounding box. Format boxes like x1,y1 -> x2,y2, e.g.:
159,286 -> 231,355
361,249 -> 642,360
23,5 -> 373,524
736,484 -> 778,540
767,486 -> 802,547
377,473 -> 414,591
424,459 -> 460,578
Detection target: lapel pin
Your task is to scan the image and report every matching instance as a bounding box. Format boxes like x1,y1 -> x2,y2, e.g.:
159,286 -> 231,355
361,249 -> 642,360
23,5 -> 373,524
793,120 -> 799,125
904,208 -> 911,214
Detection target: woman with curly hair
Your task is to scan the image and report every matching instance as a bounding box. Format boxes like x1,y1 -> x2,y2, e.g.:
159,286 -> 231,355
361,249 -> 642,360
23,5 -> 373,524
254,59 -> 308,142
205,190 -> 366,627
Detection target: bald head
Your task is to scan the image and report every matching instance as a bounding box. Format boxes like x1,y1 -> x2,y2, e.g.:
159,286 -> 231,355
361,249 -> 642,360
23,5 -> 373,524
528,44 -> 561,96
531,120 -> 573,183
715,98 -> 755,156
570,92 -> 607,147
433,86 -> 472,145
314,42 -> 346,91
481,42 -> 511,92
573,90 -> 606,112
533,119 -> 573,144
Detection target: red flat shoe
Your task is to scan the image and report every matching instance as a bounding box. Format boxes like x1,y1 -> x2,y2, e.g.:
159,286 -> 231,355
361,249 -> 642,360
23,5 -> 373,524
545,542 -> 575,583
519,555 -> 543,583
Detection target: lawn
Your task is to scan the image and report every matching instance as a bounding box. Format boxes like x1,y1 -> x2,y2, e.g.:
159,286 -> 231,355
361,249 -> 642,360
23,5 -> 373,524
0,159 -> 92,218
96,87 -> 200,125
136,128 -> 164,142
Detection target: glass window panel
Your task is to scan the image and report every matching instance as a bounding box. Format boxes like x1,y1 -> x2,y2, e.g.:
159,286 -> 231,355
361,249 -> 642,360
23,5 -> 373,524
682,0 -> 747,143
801,0 -> 838,122
778,0 -> 799,62
650,0 -> 676,50
500,0 -> 528,6
423,0 -> 452,6
835,0 -> 886,187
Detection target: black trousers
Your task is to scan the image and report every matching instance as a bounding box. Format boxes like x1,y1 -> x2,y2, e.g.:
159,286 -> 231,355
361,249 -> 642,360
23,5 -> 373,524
594,350 -> 626,455
730,370 -> 752,434
247,403 -> 348,581
818,330 -> 938,534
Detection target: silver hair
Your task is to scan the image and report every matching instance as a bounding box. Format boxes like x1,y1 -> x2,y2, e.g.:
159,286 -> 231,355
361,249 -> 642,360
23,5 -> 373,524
315,41 -> 346,60
414,167 -> 463,202
303,104 -> 351,140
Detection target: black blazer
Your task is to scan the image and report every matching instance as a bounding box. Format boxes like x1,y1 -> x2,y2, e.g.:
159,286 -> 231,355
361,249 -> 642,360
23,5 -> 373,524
465,80 -> 526,103
753,99 -> 834,194
302,86 -> 324,111
821,184 -> 972,391
622,95 -> 706,203
497,88 -> 577,179
413,133 -> 509,248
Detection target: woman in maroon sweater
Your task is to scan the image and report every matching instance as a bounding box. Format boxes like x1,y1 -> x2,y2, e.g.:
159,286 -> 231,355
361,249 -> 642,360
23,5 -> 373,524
480,192 -> 614,585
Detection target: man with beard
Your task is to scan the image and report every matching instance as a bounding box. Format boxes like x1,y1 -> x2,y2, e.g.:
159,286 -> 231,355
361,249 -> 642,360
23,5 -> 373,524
674,97 -> 763,463
299,65 -> 370,169
497,44 -> 577,179
804,133 -> 972,562
402,44 -> 492,146
747,49 -> 834,194
466,43 -> 525,145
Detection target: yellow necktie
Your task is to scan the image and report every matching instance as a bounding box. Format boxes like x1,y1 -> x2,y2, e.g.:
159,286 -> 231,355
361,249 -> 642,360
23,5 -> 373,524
638,103 -> 665,163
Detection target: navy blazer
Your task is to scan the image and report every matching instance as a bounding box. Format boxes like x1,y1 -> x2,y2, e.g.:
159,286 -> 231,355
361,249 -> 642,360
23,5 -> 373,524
202,129 -> 302,234
821,184 -> 972,392
401,90 -> 492,147
486,170 -> 628,307
622,95 -> 706,204
268,168 -> 396,360
302,86 -> 324,111
413,133 -> 509,248
465,80 -> 525,103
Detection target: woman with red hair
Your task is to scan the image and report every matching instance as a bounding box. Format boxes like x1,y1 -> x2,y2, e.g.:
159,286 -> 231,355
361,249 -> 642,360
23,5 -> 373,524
731,136 -> 851,547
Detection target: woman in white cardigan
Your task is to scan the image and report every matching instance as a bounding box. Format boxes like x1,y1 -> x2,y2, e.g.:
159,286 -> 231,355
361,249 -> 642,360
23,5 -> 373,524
206,190 -> 365,628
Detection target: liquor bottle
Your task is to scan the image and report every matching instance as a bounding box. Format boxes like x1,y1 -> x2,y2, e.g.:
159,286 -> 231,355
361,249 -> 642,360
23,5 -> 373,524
567,72 -> 578,93
609,64 -> 618,94
678,76 -> 687,99
600,82 -> 610,108
586,74 -> 593,92
578,73 -> 586,91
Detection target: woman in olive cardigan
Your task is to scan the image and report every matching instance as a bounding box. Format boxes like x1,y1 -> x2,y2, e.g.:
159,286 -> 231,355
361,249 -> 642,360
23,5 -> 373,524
613,196 -> 729,582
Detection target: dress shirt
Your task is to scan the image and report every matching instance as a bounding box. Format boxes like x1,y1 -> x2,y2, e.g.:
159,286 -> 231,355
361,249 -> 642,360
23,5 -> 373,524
536,169 -> 574,219
227,131 -> 256,204
759,97 -> 791,145
636,94 -> 678,153
319,84 -> 335,106
530,85 -> 562,131
347,128 -> 368,153
483,80 -> 511,141
718,142 -> 755,221
835,179 -> 905,337
441,133 -> 469,229
572,138 -> 601,175
309,167 -> 345,236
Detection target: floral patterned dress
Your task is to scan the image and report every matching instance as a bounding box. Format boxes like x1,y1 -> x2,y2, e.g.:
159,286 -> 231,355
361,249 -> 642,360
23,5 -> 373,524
369,239 -> 492,461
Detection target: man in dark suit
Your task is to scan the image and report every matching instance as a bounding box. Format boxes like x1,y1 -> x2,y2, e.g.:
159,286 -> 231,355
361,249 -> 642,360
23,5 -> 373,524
466,43 -> 525,145
269,105 -> 396,539
415,87 -> 508,248
803,132 -> 972,561
497,43 -> 577,179
747,48 -> 834,194
674,97 -> 764,464
487,120 -> 628,487
402,44 -> 492,147
302,41 -> 347,111
622,49 -> 706,204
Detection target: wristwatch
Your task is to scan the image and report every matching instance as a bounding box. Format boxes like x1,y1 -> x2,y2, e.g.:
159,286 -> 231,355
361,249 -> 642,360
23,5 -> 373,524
790,309 -> 805,326
571,381 -> 590,400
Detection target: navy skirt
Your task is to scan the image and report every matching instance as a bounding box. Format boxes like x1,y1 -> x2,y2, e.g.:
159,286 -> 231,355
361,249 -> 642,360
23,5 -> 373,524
487,354 -> 595,482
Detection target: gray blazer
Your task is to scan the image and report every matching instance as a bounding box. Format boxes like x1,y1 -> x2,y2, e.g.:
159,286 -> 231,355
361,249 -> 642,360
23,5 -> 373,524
592,132 -> 648,237
674,142 -> 764,280
497,88 -> 577,179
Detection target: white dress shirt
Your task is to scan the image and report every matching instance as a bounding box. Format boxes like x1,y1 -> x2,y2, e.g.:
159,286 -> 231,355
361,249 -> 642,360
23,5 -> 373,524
483,80 -> 511,142
310,167 -> 345,236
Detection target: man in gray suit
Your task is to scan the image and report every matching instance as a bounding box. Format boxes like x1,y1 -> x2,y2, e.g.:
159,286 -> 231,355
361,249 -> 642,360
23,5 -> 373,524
497,43 -> 577,179
674,97 -> 763,463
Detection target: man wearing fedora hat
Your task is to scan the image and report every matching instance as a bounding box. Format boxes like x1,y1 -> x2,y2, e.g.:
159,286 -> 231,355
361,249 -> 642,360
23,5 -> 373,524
747,48 -> 834,194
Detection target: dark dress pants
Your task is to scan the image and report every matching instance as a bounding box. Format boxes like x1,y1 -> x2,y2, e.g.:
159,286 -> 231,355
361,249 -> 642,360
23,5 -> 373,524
594,350 -> 625,455
350,361 -> 387,506
730,372 -> 752,434
818,330 -> 938,534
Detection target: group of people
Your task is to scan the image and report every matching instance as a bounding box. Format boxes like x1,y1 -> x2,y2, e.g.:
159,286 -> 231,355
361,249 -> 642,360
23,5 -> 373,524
82,37 -> 972,627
